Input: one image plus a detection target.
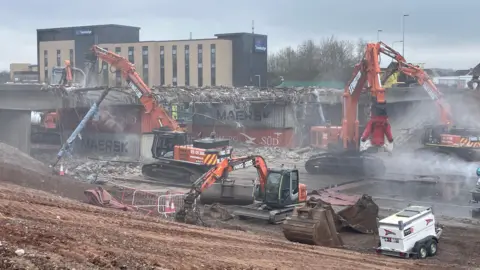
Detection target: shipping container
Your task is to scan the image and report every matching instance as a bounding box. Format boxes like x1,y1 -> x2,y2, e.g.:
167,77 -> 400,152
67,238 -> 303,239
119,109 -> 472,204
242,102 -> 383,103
192,125 -> 295,148
61,131 -> 141,158
59,105 -> 142,134
140,133 -> 154,159
192,103 -> 296,129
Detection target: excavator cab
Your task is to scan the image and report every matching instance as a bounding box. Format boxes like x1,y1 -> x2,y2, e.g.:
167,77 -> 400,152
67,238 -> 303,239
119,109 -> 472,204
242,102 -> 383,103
256,168 -> 301,207
229,168 -> 306,224
151,129 -> 188,158
421,125 -> 447,145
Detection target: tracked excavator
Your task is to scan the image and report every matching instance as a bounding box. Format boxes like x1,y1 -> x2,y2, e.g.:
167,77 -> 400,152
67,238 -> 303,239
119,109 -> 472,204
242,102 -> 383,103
175,155 -> 308,224
85,46 -> 233,186
306,42 -> 396,177
378,56 -> 480,161
307,42 -> 480,176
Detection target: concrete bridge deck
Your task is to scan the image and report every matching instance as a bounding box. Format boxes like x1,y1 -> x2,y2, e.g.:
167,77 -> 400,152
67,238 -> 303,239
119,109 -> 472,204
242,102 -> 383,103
0,83 -> 477,156
0,83 -> 474,112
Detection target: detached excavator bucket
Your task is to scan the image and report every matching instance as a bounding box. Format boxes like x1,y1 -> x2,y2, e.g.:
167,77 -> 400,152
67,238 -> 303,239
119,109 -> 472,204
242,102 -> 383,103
336,194 -> 379,234
199,181 -> 255,206
282,198 -> 344,248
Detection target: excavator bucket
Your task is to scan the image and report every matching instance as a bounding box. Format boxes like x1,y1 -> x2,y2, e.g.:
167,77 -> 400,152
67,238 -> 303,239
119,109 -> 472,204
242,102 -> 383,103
282,197 -> 344,248
336,194 -> 379,234
199,181 -> 255,206
282,192 -> 379,246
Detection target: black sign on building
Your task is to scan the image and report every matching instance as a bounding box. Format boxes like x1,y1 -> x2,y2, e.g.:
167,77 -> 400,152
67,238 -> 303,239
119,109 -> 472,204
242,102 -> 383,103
215,32 -> 268,87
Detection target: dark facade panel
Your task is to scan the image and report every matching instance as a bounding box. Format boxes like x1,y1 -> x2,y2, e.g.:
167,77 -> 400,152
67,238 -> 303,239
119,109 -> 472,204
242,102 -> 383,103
215,33 -> 268,87
37,25 -> 140,74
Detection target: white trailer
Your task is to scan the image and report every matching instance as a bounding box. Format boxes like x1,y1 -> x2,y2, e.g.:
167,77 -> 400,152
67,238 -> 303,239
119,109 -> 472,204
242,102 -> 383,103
375,205 -> 443,259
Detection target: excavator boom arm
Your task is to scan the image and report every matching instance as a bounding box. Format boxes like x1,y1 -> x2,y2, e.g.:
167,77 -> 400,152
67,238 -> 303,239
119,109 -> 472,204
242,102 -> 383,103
377,42 -> 452,125
184,155 -> 269,210
90,45 -> 182,131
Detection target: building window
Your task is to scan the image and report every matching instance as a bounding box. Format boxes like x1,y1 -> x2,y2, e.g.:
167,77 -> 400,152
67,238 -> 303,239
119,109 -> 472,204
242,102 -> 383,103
210,44 -> 216,86
102,48 -> 109,86
185,45 -> 190,86
142,46 -> 149,85
43,50 -> 48,68
115,47 -> 122,86
160,46 -> 165,86
128,46 -> 134,64
56,50 -> 61,66
172,45 -> 177,86
69,49 -> 74,66
197,44 -> 203,87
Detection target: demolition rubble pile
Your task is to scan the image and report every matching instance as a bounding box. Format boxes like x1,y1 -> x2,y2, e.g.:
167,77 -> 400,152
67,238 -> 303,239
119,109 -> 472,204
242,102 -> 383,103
151,86 -> 343,106
59,156 -> 142,182
33,146 -> 311,183
31,152 -> 142,182
234,145 -> 312,161
66,85 -> 344,107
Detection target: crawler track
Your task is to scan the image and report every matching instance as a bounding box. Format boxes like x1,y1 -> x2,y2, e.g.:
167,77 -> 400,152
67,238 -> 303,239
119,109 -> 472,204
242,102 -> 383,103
141,158 -> 210,186
305,152 -> 386,177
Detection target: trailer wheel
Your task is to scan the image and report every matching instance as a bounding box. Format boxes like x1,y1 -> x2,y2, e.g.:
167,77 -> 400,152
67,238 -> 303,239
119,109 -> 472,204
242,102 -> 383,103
416,245 -> 428,259
427,240 -> 438,256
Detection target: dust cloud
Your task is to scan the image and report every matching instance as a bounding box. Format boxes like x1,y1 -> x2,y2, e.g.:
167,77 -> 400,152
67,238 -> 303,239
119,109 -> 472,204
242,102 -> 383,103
386,95 -> 480,181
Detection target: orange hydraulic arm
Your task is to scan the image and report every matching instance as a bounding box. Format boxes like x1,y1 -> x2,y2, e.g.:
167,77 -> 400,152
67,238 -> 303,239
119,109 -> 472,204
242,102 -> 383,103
343,42 -> 453,150
183,155 -> 268,205
377,42 -> 452,126
342,43 -> 385,150
89,45 -> 183,131
392,64 -> 452,126
63,60 -> 73,86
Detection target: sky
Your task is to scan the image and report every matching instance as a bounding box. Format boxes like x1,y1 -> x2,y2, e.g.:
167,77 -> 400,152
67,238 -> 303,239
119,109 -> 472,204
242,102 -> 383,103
0,0 -> 478,71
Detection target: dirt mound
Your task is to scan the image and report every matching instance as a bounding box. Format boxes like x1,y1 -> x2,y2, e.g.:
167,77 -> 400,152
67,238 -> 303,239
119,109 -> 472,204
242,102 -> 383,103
0,182 -> 452,270
0,142 -> 49,174
0,145 -> 95,201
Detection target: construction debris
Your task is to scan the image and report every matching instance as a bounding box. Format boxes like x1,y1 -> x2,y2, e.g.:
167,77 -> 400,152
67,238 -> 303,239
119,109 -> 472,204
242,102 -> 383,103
152,86 -> 343,105
62,86 -> 343,108
84,187 -> 133,211
32,153 -> 142,182
233,146 -> 312,161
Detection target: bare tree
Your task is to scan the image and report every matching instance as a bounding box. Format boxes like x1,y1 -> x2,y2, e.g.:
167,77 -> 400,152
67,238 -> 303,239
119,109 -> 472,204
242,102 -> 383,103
268,36 -> 369,84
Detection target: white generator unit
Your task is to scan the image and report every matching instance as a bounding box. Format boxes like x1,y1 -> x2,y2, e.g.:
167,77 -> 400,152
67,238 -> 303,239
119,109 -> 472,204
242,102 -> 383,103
375,206 -> 443,259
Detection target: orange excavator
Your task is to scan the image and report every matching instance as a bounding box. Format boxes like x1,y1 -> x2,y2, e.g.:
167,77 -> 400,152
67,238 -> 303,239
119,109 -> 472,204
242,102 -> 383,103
307,42 -> 480,176
306,42 -> 397,176
50,60 -> 87,88
85,46 -> 233,185
373,46 -> 480,161
176,155 -> 307,224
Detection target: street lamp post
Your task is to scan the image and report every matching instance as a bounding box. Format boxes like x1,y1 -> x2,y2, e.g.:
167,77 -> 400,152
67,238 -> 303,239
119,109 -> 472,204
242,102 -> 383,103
377,29 -> 383,41
392,40 -> 403,49
402,14 -> 409,56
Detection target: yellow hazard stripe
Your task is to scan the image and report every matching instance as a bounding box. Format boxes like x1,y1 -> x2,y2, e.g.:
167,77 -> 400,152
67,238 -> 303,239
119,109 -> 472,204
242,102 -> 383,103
203,154 -> 217,165
459,138 -> 480,148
